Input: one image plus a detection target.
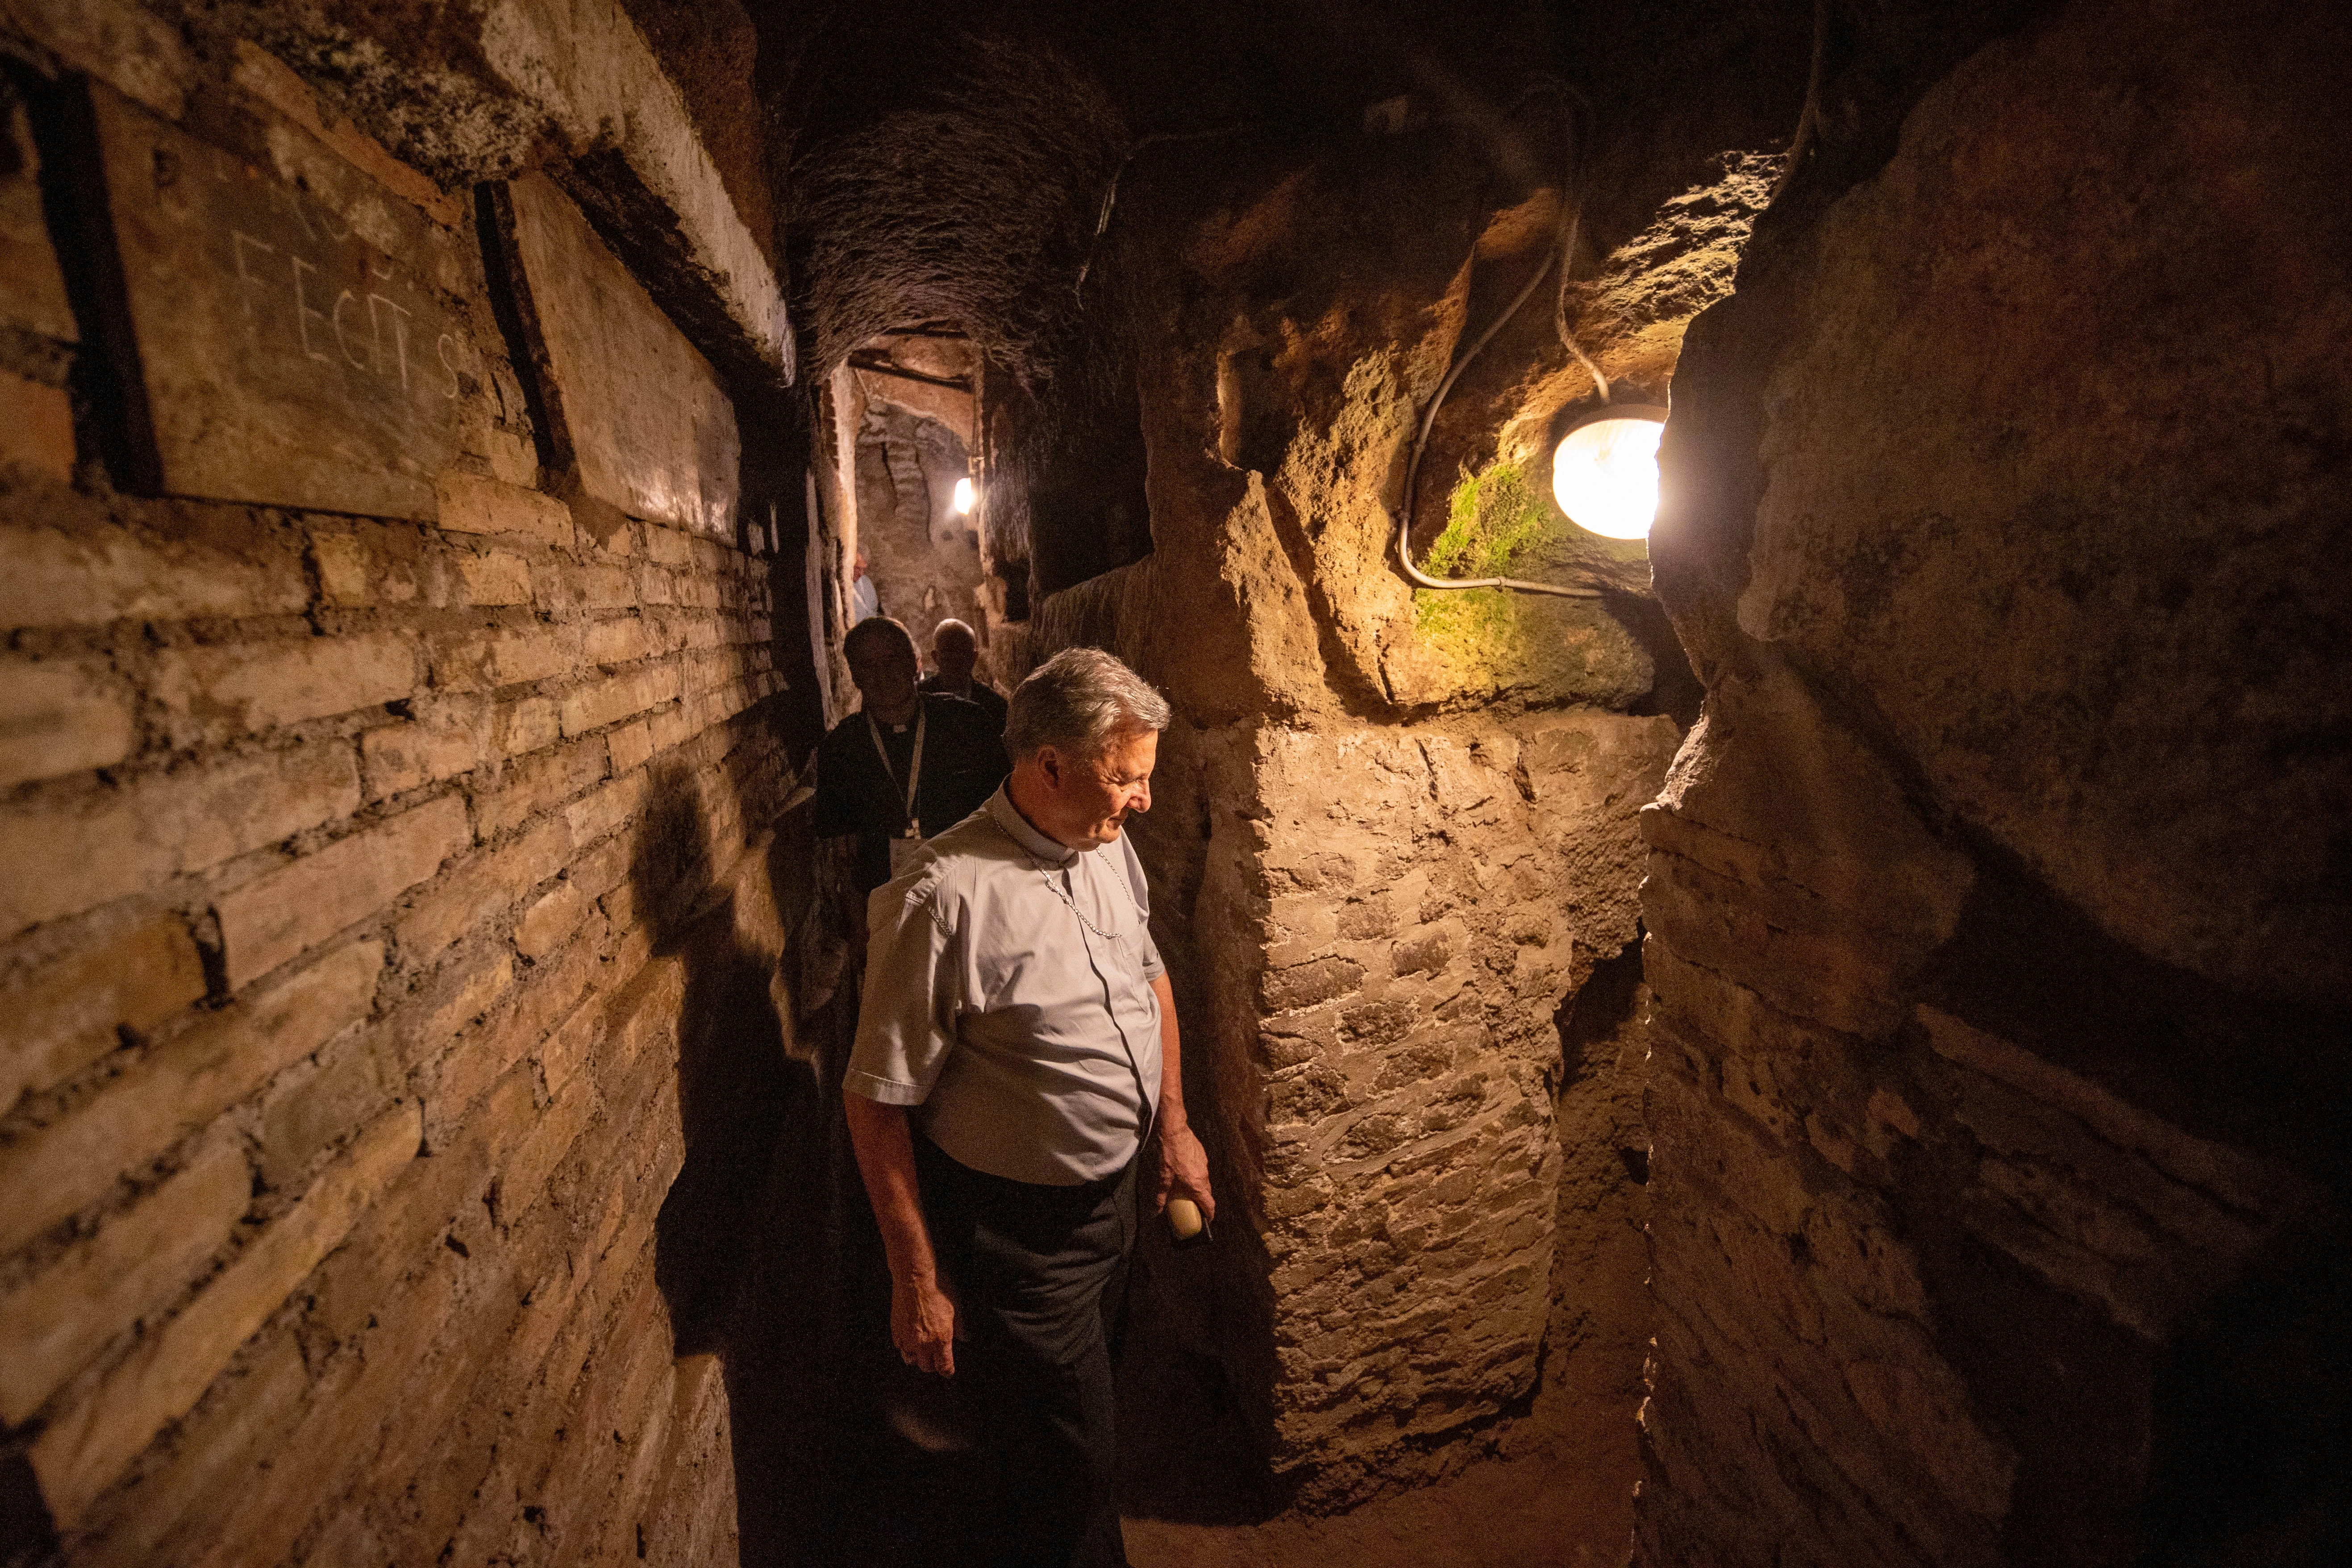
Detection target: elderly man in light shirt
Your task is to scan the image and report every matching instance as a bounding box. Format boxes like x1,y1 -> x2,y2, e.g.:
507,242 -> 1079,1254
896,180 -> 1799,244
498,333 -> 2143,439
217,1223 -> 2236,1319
842,646 -> 1213,1568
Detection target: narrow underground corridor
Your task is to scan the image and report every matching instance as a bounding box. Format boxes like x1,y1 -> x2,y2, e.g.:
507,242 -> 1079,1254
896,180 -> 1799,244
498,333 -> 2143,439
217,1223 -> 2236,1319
0,2 -> 2345,1565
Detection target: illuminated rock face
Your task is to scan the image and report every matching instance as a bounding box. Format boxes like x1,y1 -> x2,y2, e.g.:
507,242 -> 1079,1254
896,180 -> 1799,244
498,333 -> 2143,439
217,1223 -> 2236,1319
1008,117 -> 1757,1512
1639,0 -> 2352,1561
5,0 -> 2344,1563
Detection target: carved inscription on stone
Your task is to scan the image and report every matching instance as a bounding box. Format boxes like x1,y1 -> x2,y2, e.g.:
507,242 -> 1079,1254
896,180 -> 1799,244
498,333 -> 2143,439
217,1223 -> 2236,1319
507,173 -> 739,539
87,83 -> 489,520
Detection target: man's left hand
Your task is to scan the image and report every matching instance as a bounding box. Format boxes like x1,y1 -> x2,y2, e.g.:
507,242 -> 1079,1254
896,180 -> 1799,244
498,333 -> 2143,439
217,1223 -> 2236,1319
1155,1120 -> 1215,1223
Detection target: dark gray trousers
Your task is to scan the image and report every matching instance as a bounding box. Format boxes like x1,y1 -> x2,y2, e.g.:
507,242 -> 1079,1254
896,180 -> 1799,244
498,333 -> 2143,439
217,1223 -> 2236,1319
912,1134 -> 1135,1568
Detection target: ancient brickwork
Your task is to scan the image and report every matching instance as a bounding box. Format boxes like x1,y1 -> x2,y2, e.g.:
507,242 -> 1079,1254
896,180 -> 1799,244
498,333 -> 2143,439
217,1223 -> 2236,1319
1244,715 -> 1675,1500
0,5 -> 802,1562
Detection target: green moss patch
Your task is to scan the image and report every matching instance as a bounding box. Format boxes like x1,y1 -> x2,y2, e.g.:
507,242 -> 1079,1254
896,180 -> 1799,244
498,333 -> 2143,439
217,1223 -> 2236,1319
1410,459 -> 1653,705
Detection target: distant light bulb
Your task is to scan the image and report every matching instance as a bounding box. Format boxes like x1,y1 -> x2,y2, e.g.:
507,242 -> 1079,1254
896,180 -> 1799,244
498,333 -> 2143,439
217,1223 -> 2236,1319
1551,410 -> 1665,540
951,477 -> 975,515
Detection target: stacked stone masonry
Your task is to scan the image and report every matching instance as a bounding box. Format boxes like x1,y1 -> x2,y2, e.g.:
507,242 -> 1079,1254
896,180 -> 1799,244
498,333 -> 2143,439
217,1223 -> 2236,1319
1246,716 -> 1674,1484
0,4 -> 803,1562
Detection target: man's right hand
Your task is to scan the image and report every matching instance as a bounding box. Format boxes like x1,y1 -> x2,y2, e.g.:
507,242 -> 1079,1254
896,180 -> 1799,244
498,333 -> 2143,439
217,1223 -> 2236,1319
892,1269 -> 963,1377
842,1097 -> 962,1376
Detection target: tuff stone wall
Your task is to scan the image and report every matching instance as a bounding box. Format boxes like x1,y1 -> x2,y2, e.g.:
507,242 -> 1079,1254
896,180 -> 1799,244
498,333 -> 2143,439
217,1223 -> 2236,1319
0,5 -> 810,1562
1637,0 -> 2352,1561
1009,111 -> 1773,1513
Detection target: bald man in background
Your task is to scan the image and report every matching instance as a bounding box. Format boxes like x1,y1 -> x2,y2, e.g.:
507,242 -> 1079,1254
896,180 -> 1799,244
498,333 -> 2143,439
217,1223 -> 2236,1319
918,618 -> 1008,734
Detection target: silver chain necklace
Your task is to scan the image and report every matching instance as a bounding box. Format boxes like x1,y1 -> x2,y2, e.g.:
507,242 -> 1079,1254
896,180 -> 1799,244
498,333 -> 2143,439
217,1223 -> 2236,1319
994,820 -> 1128,944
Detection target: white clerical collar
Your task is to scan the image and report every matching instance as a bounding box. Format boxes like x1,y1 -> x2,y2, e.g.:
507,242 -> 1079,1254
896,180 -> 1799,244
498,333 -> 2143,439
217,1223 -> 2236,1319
987,785 -> 1078,866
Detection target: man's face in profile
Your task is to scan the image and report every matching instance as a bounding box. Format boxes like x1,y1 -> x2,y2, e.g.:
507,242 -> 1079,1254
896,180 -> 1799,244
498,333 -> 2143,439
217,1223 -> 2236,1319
1043,728 -> 1156,847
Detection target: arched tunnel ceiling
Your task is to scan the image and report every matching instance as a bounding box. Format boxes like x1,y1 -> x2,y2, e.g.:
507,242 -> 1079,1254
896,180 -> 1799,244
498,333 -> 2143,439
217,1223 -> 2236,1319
616,0 -> 1817,389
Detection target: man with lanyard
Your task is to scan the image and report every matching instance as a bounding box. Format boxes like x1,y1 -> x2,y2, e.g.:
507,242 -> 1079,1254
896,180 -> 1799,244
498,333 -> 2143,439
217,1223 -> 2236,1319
842,646 -> 1214,1568
811,617 -> 1007,956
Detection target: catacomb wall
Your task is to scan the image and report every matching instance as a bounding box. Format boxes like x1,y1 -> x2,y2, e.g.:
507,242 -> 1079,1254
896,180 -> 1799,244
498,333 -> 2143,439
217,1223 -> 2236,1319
1637,0 -> 2352,1561
1004,111 -> 1774,1510
0,4 -> 816,1562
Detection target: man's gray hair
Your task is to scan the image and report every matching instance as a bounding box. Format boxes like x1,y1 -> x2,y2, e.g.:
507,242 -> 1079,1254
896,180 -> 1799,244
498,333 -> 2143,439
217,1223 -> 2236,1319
1005,647 -> 1170,761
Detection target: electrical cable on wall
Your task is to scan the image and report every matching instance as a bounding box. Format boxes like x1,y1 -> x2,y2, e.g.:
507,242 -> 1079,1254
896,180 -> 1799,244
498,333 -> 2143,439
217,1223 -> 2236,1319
1393,82 -> 1607,600
1074,79 -> 1624,599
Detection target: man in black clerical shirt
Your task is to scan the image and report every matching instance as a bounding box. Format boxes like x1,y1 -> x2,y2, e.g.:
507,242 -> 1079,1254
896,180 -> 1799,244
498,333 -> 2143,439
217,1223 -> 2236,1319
812,617 -> 1008,948
916,617 -> 1009,735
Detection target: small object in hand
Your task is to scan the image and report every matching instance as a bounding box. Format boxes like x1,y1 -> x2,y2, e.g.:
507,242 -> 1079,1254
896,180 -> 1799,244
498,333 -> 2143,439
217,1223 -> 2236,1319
1166,1196 -> 1212,1249
882,1372 -> 974,1453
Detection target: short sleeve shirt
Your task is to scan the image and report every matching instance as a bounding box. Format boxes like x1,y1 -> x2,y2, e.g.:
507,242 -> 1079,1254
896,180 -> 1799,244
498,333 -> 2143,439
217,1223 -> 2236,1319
845,786 -> 1166,1185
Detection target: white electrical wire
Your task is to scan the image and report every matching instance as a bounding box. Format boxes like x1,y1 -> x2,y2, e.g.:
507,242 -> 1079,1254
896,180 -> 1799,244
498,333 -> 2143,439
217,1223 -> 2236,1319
1394,92 -> 1607,600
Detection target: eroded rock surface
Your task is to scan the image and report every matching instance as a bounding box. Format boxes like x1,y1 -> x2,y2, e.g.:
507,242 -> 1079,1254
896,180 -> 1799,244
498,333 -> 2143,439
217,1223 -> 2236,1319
1638,0 -> 2352,1560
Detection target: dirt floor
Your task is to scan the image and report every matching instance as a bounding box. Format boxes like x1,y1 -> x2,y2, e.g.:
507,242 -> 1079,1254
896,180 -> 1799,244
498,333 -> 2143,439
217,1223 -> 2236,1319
1123,1437 -> 1636,1568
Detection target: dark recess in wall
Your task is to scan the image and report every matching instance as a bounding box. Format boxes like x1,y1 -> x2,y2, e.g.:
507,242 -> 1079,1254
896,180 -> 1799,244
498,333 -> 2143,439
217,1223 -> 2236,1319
25,68 -> 159,495
1020,369 -> 1156,597
474,181 -> 565,477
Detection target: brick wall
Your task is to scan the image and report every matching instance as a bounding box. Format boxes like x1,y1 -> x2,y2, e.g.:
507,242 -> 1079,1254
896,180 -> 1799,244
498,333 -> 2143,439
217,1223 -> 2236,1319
0,7 -> 812,1561
1240,714 -> 1675,1501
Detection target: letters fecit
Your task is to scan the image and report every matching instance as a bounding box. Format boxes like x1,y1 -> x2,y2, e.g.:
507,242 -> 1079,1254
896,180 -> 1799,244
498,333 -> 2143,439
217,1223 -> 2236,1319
291,256 -> 333,363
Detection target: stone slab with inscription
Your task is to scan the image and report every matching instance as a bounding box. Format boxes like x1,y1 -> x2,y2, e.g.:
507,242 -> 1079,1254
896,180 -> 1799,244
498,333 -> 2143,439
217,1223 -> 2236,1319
84,82 -> 498,520
507,173 -> 739,539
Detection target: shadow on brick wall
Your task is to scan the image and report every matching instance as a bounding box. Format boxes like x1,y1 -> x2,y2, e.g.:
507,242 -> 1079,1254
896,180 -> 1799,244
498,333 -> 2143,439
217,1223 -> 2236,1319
635,764 -> 790,1355
630,764 -> 835,1561
633,761 -> 937,1565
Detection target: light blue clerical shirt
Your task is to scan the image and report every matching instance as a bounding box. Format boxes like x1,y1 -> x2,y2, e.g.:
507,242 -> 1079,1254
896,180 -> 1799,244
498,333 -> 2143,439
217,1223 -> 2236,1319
845,785 -> 1166,1185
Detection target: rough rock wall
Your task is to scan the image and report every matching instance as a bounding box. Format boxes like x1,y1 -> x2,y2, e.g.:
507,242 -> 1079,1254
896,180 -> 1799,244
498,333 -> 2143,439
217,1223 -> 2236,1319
1017,118 -> 1751,1510
0,5 -> 811,1562
1244,714 -> 1673,1501
1637,0 -> 2352,1562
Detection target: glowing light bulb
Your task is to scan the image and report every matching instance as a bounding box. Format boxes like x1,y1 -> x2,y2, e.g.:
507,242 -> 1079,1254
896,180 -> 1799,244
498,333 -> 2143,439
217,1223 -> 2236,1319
951,477 -> 975,515
1551,409 -> 1665,540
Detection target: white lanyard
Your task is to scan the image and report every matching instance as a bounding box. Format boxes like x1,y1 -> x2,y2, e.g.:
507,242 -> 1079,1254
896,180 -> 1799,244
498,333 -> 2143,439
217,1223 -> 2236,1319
866,706 -> 926,837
